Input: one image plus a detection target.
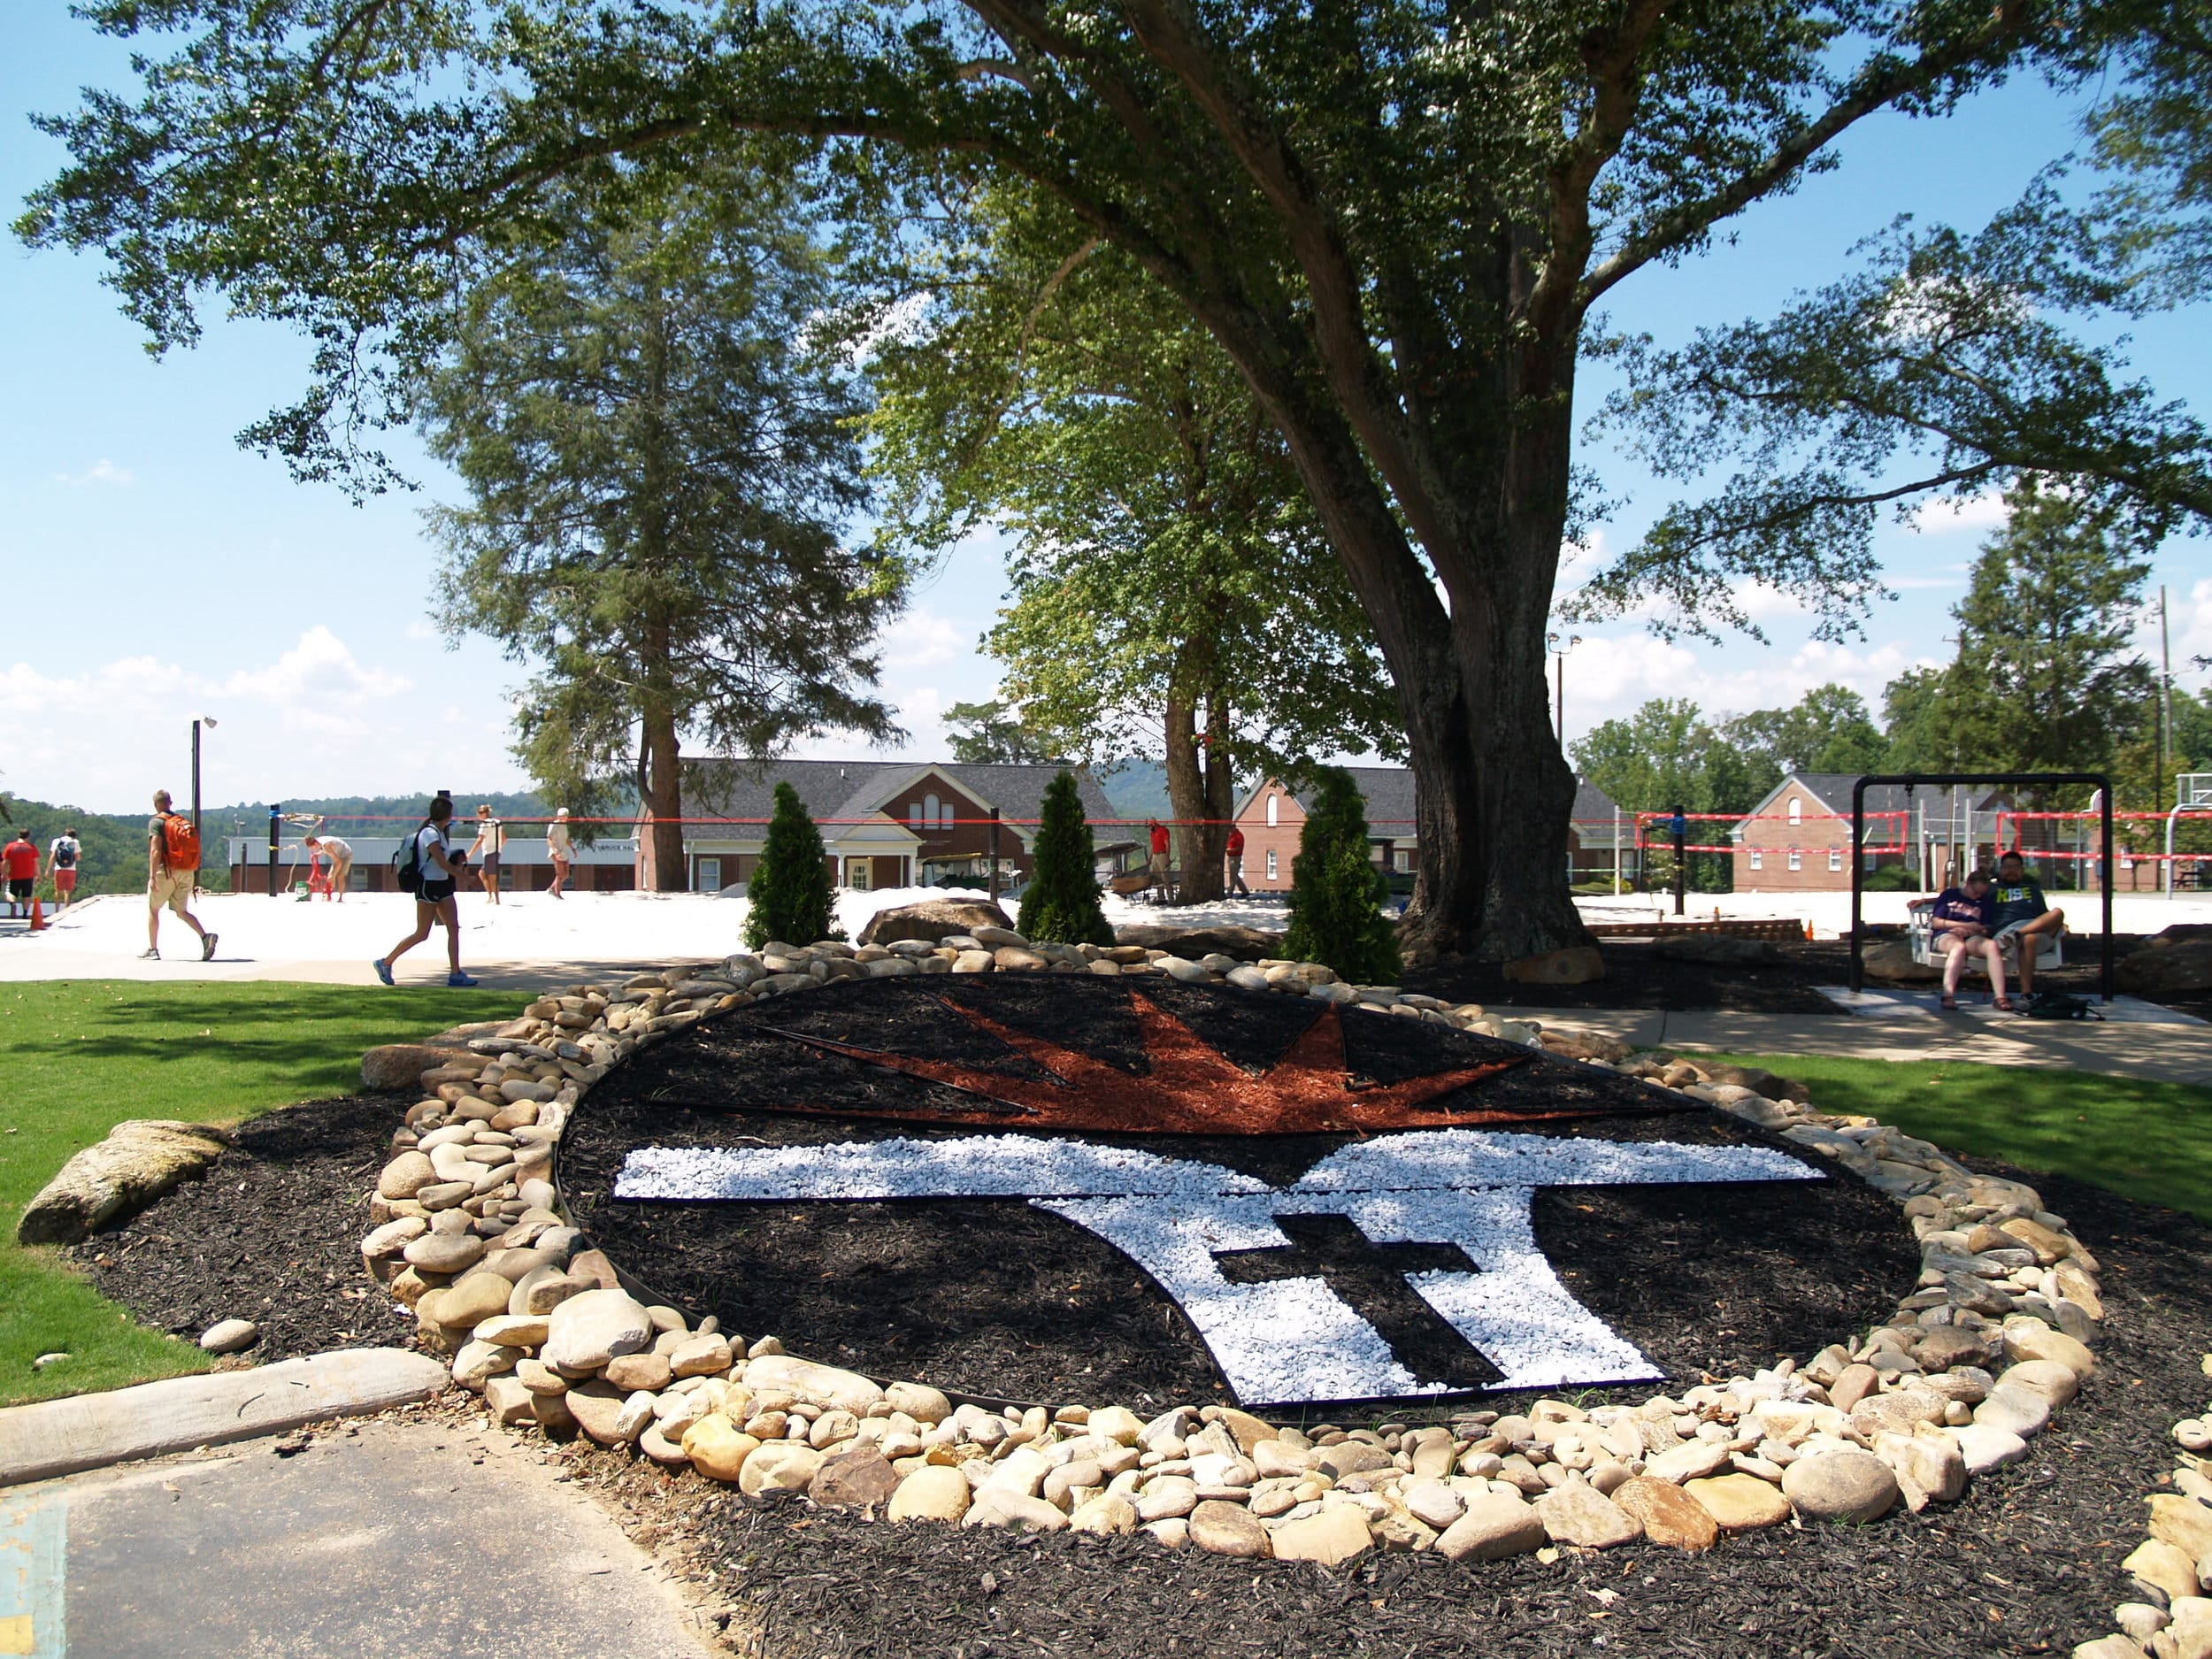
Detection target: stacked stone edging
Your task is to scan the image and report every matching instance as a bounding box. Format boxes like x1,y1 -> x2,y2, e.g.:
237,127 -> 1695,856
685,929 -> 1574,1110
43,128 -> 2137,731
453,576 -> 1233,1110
2071,1356 -> 2212,1659
357,929 -> 2109,1565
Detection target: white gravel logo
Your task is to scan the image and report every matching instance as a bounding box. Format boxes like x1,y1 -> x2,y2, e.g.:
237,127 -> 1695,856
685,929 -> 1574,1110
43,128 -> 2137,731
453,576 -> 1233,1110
615,1129 -> 1817,1406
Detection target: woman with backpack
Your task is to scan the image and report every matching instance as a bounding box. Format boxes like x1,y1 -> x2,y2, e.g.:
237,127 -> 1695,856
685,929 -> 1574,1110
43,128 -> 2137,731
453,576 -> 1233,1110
374,794 -> 478,987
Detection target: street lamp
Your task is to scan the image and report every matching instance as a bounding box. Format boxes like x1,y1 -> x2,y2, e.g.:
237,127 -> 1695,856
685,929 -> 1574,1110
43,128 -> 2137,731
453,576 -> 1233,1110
191,716 -> 219,841
1545,634 -> 1582,745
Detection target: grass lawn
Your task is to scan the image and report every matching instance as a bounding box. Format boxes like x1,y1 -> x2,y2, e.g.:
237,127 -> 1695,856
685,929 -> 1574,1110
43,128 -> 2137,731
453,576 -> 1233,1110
1702,1051 -> 2212,1225
0,979 -> 517,1405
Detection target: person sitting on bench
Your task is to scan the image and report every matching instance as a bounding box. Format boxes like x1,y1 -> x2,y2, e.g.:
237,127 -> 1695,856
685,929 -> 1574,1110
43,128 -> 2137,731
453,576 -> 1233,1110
1989,849 -> 2065,999
1920,867 -> 2008,1012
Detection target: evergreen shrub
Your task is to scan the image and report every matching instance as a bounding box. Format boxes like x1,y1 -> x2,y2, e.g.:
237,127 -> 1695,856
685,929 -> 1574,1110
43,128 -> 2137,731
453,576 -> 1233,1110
1018,771 -> 1114,945
1284,766 -> 1402,981
743,781 -> 841,949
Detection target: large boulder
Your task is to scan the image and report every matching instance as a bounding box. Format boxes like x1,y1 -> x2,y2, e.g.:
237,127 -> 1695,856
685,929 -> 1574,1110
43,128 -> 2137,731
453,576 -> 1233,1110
859,898 -> 1014,947
1861,938 -> 1939,984
361,1043 -> 472,1092
1502,946 -> 1606,985
18,1120 -> 233,1245
1651,933 -> 1783,966
1111,924 -> 1284,962
2117,939 -> 2212,996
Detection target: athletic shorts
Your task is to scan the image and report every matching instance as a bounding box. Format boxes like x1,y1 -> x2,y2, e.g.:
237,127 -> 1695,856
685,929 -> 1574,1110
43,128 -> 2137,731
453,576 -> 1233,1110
480,853 -> 501,872
8,878 -> 31,901
1993,919 -> 2042,954
54,871 -> 76,893
420,878 -> 457,904
149,870 -> 195,913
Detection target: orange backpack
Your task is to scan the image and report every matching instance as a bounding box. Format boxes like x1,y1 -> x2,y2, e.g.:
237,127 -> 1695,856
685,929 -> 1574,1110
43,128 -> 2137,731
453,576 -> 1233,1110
160,813 -> 202,872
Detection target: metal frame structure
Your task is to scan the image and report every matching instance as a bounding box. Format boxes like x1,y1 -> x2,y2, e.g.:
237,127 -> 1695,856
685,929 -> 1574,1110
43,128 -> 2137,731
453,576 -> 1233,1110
1848,773 -> 2113,1001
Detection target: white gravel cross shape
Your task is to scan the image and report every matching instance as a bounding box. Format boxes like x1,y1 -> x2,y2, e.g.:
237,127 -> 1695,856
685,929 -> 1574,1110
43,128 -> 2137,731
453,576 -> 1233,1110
613,1128 -> 1819,1406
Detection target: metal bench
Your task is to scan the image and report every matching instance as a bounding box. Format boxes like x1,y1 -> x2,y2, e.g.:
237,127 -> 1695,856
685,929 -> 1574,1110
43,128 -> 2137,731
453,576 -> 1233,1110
1906,906 -> 2061,974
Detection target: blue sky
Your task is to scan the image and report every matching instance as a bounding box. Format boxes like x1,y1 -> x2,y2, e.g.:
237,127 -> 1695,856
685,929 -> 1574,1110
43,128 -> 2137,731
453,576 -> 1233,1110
4,4 -> 2208,813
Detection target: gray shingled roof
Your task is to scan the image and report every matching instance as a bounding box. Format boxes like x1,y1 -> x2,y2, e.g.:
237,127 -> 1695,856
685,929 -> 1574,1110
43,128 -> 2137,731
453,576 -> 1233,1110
681,757 -> 1118,830
1733,772 -> 2011,841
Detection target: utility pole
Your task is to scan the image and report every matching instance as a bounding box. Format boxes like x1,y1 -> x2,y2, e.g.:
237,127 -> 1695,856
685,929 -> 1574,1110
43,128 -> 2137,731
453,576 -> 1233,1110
2162,586 -> 2176,810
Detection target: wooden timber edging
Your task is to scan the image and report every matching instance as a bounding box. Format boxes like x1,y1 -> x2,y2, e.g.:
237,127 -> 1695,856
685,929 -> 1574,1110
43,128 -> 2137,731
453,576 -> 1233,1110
1586,918 -> 1808,942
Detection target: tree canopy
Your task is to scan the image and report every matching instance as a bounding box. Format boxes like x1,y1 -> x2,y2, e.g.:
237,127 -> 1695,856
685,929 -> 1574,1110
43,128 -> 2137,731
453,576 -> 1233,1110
420,165 -> 902,887
21,0 -> 2212,957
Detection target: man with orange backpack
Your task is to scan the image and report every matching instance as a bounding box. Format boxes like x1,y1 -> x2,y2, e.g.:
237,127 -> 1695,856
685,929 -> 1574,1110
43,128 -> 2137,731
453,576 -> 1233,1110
145,787 -> 217,961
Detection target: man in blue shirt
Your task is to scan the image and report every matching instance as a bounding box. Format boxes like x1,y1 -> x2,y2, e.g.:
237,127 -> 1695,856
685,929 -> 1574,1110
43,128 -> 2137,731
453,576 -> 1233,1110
1988,850 -> 2064,999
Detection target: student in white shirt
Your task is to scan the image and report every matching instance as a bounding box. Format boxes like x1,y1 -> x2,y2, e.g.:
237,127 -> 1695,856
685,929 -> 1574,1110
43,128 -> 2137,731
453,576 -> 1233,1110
546,807 -> 574,900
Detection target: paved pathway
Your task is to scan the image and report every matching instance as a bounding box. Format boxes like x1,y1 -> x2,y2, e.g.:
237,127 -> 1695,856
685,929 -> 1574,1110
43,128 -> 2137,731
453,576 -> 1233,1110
1522,1003 -> 2212,1087
0,1415 -> 722,1659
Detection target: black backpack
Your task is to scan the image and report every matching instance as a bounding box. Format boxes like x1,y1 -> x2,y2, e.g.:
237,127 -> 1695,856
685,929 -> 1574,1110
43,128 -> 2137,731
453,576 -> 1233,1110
2025,989 -> 2102,1021
394,822 -> 432,895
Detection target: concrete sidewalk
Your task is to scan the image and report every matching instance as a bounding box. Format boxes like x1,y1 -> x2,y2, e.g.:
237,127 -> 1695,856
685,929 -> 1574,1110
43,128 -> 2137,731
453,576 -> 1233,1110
0,1414 -> 724,1659
1524,1004 -> 2212,1087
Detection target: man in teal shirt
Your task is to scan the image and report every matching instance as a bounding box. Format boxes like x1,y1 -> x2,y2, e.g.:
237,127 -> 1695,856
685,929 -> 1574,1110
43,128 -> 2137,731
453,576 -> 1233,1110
1989,850 -> 2065,1000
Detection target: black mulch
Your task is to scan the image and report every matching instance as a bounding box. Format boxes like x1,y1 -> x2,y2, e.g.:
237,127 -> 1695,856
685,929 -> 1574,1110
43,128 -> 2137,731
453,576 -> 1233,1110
560,977 -> 1916,1409
567,1157 -> 2212,1659
1407,935 -> 2140,1015
64,1096 -> 416,1361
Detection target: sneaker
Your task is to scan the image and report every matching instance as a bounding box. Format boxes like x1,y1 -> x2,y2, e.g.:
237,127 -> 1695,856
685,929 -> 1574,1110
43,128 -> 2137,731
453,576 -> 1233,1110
447,970 -> 479,987
373,958 -> 395,986
139,947 -> 160,960
201,933 -> 219,962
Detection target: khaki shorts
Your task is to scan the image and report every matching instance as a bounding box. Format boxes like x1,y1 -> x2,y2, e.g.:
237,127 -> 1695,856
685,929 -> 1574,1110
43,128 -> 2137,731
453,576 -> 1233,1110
149,869 -> 196,913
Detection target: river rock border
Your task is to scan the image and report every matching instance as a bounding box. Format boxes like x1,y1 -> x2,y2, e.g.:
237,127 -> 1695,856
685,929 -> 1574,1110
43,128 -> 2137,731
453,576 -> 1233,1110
357,930 -> 2110,1568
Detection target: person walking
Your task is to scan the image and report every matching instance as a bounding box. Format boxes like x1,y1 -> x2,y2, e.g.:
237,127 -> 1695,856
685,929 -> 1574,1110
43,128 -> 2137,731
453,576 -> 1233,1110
4,831 -> 38,919
302,833 -> 354,901
545,807 -> 574,899
1147,818 -> 1172,904
375,794 -> 476,986
44,826 -> 82,909
1224,825 -> 1251,897
466,803 -> 506,904
144,788 -> 216,960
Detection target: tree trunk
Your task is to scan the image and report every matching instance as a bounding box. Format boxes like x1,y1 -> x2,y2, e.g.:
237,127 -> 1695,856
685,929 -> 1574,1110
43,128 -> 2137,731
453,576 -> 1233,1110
1163,690 -> 1218,904
640,701 -> 686,892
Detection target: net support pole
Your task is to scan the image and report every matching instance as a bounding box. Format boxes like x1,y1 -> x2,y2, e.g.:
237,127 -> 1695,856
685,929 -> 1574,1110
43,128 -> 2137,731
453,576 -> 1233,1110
267,804 -> 280,900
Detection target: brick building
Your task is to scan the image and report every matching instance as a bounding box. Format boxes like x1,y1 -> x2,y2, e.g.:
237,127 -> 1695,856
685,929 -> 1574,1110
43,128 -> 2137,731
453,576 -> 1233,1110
673,759 -> 1123,893
1729,772 -> 2022,892
1229,769 -> 1629,893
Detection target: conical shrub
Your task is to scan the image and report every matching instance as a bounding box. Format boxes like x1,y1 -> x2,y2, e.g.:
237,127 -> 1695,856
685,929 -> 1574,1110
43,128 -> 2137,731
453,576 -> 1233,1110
1283,766 -> 1402,981
744,781 -> 841,949
1017,770 -> 1114,945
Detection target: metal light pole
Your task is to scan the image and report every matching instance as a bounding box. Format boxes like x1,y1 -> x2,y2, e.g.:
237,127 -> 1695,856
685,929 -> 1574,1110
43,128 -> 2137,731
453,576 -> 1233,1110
191,716 -> 219,841
1545,633 -> 1582,745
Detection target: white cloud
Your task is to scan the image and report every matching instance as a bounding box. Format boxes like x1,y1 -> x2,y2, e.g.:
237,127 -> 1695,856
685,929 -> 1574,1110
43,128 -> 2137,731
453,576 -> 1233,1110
879,608 -> 967,669
1909,491 -> 2008,534
54,458 -> 134,488
1558,631 -> 1935,744
403,618 -> 439,641
0,629 -> 526,809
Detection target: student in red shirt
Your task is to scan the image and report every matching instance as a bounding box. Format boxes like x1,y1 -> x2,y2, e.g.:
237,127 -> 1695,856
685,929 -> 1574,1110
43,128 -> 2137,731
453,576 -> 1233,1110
1225,826 -> 1250,896
1147,819 -> 1172,903
3,832 -> 38,918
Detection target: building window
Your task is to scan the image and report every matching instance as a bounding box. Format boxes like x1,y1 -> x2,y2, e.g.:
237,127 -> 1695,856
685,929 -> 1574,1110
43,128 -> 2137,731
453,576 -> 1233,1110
1787,850 -> 1802,872
1828,849 -> 1843,872
1749,849 -> 1763,871
695,856 -> 720,893
1266,795 -> 1279,827
1394,848 -> 1411,872
941,798 -> 955,829
1787,796 -> 1802,826
1266,849 -> 1279,880
909,801 -> 923,828
923,793 -> 941,830
1864,849 -> 1879,871
848,857 -> 872,891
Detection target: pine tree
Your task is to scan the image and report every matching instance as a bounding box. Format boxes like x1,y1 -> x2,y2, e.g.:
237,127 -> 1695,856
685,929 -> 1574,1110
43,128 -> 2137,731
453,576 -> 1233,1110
1284,768 -> 1402,982
743,783 -> 841,949
1017,772 -> 1114,945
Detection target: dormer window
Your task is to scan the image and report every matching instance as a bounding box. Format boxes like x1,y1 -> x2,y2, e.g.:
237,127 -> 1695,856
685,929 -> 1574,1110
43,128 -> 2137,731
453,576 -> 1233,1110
923,792 -> 942,831
1787,796 -> 1801,826
1266,795 -> 1279,827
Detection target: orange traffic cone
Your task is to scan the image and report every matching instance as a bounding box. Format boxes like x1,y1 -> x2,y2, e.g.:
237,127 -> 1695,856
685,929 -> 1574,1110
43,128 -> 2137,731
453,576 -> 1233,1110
27,897 -> 45,932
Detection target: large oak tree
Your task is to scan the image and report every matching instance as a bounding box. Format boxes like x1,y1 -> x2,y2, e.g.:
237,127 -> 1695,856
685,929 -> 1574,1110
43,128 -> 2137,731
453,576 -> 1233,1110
22,0 -> 2212,956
